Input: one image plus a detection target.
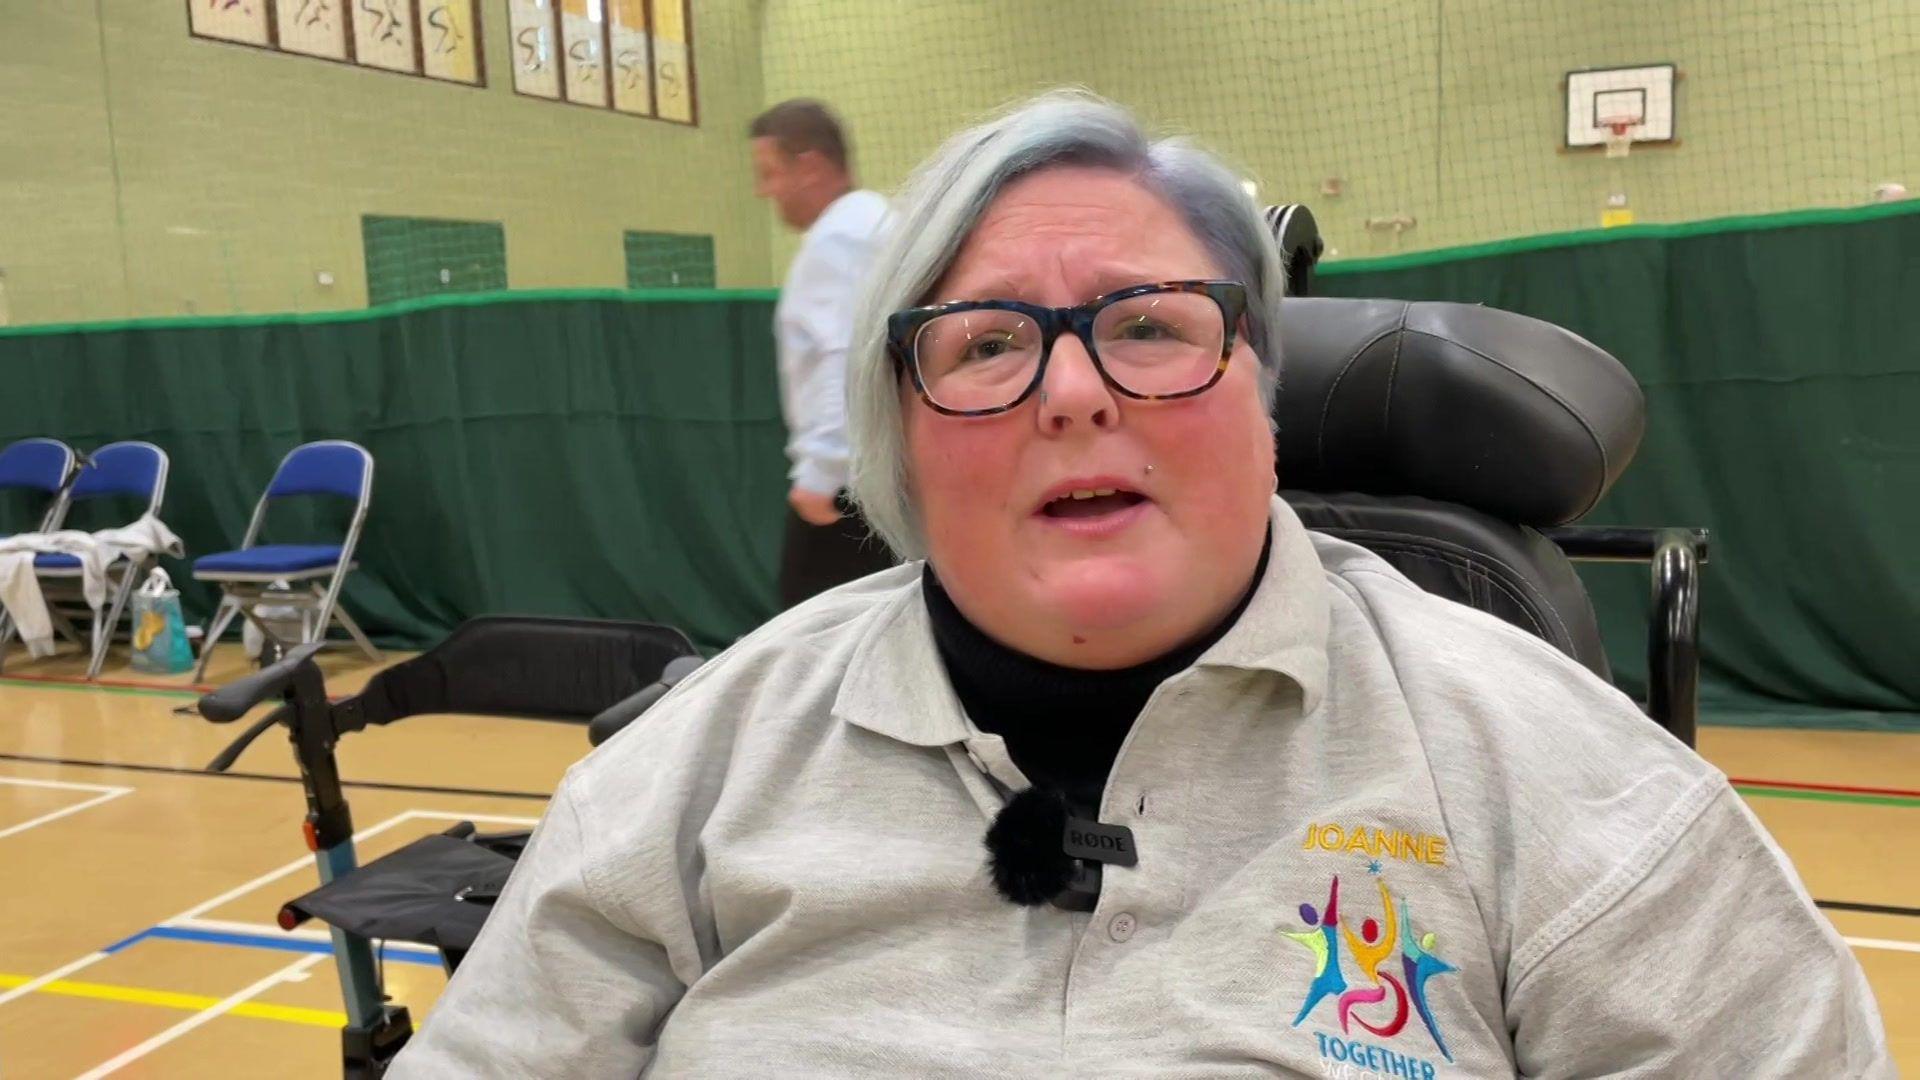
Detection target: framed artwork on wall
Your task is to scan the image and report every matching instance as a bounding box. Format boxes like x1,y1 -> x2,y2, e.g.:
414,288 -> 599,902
504,0 -> 694,123
420,0 -> 483,83
609,0 -> 653,116
650,0 -> 695,124
191,0 -> 482,85
275,0 -> 350,59
560,0 -> 610,108
352,0 -> 420,73
508,0 -> 562,99
188,0 -> 273,46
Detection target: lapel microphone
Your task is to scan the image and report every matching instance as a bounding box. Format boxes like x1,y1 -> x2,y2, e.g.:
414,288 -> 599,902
984,786 -> 1138,912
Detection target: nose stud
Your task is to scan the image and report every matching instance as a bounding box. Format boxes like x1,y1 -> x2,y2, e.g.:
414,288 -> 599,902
1145,464 -> 1155,475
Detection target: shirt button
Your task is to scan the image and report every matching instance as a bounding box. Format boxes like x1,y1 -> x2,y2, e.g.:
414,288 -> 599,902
1108,912 -> 1137,943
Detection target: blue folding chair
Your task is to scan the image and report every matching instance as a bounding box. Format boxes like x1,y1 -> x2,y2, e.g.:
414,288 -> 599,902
0,438 -> 80,656
193,441 -> 382,681
0,442 -> 173,679
0,437 -> 78,536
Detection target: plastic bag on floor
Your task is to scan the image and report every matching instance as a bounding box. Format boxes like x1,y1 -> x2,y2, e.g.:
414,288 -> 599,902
130,568 -> 193,674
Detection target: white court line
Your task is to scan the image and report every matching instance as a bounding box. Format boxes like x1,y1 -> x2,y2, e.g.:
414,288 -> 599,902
172,916 -> 441,956
408,809 -> 541,828
74,953 -> 327,1079
0,807 -> 540,1009
0,810 -> 414,1007
1845,936 -> 1920,955
173,916 -> 337,943
0,776 -> 126,794
0,776 -> 133,840
0,951 -> 113,1009
168,809 -> 535,922
174,811 -> 423,920
168,809 -> 538,943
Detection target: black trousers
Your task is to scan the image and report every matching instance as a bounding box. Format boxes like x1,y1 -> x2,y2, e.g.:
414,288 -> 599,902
779,492 -> 896,610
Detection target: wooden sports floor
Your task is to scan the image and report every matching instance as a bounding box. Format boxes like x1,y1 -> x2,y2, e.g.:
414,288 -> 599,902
2,645 -> 1915,1078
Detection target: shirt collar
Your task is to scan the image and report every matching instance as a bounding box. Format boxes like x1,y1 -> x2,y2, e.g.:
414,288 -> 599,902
834,577 -> 974,748
835,495 -> 1330,747
1189,495 -> 1330,714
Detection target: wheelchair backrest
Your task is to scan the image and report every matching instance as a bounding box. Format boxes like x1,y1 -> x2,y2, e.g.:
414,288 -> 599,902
1272,297 -> 1646,680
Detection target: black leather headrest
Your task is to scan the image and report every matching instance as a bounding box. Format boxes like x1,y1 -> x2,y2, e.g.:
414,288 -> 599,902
1273,298 -> 1645,526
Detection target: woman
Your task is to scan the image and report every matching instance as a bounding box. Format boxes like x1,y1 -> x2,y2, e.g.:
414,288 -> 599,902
394,93 -> 1888,1078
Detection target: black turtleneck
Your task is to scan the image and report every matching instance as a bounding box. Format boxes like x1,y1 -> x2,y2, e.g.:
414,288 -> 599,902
922,535 -> 1272,816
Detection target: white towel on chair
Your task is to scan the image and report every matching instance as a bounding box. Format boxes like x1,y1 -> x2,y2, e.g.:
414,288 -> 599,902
0,514 -> 184,658
0,549 -> 56,657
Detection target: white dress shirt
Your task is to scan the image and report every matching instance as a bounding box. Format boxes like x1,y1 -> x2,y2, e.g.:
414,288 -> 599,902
775,189 -> 890,497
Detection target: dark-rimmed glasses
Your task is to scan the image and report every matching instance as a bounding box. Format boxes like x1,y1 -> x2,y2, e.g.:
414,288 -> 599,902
887,280 -> 1249,417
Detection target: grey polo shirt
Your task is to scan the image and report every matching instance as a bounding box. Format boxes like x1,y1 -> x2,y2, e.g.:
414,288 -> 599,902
393,498 -> 1889,1078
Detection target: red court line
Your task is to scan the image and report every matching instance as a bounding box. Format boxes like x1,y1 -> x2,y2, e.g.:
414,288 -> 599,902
1729,776 -> 1920,800
0,671 -> 214,694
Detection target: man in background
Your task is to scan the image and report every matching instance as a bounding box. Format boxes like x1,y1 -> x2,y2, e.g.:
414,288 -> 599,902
750,99 -> 894,608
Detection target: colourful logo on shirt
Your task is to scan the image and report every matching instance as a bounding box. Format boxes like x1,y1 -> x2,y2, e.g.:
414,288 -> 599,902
1281,872 -> 1458,1064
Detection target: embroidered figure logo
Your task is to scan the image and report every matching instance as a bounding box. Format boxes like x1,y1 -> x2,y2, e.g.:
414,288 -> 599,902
1281,873 -> 1458,1064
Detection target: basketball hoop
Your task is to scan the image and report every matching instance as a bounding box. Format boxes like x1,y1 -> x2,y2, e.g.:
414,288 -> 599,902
1601,117 -> 1637,159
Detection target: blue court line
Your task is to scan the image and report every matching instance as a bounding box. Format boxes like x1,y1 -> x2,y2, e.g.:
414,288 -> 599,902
104,925 -> 443,967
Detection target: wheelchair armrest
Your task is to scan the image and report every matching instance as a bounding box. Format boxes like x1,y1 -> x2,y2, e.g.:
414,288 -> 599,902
587,655 -> 704,746
1542,525 -> 1710,564
1646,531 -> 1704,749
198,642 -> 328,723
1544,526 -> 1709,747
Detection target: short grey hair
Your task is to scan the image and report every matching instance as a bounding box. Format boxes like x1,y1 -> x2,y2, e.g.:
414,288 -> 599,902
847,90 -> 1286,559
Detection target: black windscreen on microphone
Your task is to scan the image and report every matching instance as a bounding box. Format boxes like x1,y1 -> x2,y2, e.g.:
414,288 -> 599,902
983,786 -> 1136,911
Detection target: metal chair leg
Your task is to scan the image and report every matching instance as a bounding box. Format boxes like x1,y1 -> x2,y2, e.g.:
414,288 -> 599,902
48,604 -> 85,647
306,575 -> 381,664
331,606 -> 384,664
89,605 -> 107,675
302,583 -> 327,645
194,597 -> 243,683
89,560 -> 144,680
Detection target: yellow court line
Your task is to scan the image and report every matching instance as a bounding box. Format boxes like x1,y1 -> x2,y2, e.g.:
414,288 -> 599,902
0,971 -> 345,1028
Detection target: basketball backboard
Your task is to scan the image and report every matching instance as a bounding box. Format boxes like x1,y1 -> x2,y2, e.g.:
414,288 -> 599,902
1565,63 -> 1677,150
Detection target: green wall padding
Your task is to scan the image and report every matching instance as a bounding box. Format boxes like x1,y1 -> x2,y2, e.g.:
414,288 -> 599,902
0,295 -> 787,654
1318,205 -> 1920,716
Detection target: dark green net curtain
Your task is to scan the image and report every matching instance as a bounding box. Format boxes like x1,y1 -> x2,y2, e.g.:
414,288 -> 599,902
1319,204 -> 1920,719
0,291 -> 787,655
4,206 -> 1916,720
